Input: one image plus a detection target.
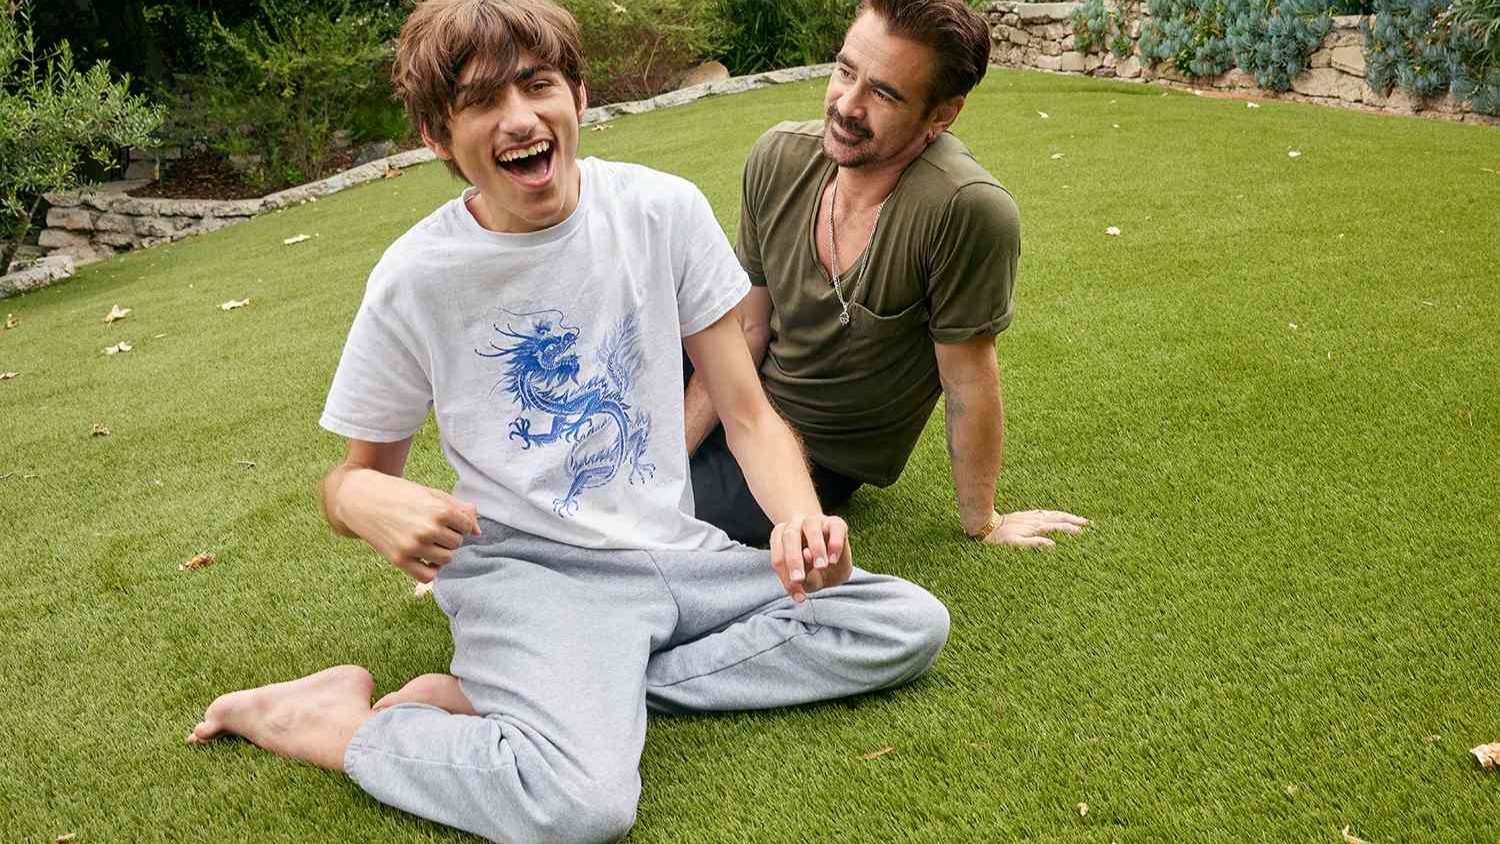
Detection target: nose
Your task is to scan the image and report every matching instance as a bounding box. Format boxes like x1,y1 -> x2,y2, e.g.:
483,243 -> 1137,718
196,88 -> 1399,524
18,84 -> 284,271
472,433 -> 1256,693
835,84 -> 867,124
494,86 -> 541,139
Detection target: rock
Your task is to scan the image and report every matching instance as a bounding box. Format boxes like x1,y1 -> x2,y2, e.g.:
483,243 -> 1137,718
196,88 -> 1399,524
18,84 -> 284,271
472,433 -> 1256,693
1017,3 -> 1078,23
50,243 -> 114,264
134,217 -> 175,237
1002,12 -> 1020,25
1330,45 -> 1365,76
37,228 -> 89,249
1062,34 -> 1076,50
1008,27 -> 1031,45
353,140 -> 399,166
1385,88 -> 1417,112
95,231 -> 140,249
1035,54 -> 1063,71
1095,67 -> 1117,77
1085,53 -> 1104,73
1060,51 -> 1087,73
0,255 -> 75,298
1336,75 -> 1365,102
92,213 -> 131,233
674,60 -> 729,90
125,159 -> 160,181
1117,55 -> 1142,78
1223,67 -> 1257,88
1103,52 -> 1118,68
45,207 -> 93,231
1290,67 -> 1343,98
1042,22 -> 1071,40
1042,41 -> 1063,56
1310,50 -> 1332,69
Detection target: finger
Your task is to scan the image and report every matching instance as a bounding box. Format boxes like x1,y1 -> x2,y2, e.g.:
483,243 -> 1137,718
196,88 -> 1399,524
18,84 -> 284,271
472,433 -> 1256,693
464,503 -> 482,535
802,567 -> 825,595
397,558 -> 437,583
769,524 -> 793,593
1059,512 -> 1090,526
825,517 -> 848,567
431,527 -> 466,551
1043,522 -> 1085,536
781,520 -> 806,585
802,519 -> 830,572
438,504 -> 476,537
1011,535 -> 1056,550
418,546 -> 454,566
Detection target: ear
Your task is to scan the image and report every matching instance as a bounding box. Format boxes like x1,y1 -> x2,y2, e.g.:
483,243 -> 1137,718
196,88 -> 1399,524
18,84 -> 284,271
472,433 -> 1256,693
576,82 -> 589,119
420,121 -> 453,161
925,95 -> 965,142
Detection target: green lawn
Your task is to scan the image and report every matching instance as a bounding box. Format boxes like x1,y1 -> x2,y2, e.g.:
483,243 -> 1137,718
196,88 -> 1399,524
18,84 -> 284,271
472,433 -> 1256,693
2,70 -> 1498,843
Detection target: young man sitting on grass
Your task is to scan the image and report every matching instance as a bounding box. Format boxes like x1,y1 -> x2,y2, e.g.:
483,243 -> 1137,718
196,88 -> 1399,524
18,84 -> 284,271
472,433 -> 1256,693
186,1 -> 950,842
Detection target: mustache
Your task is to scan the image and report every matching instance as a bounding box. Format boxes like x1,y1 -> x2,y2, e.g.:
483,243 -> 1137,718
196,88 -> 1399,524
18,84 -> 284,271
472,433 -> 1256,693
825,106 -> 871,139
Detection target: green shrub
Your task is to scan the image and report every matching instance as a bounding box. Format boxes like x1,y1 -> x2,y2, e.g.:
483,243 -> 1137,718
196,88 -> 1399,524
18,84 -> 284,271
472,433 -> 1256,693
714,0 -> 857,76
1140,0 -> 1234,76
1364,0 -> 1454,100
165,1 -> 392,192
1448,0 -> 1500,112
1,0 -> 162,268
1225,0 -> 1333,91
565,0 -> 726,104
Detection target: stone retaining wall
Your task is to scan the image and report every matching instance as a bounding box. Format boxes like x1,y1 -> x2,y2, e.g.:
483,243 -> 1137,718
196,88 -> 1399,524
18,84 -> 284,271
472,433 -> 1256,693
21,63 -> 834,288
986,1 -> 1499,125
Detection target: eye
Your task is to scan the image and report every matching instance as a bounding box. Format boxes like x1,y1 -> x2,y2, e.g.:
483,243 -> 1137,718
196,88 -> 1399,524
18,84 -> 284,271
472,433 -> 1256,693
874,89 -> 892,102
529,79 -> 553,93
837,65 -> 853,80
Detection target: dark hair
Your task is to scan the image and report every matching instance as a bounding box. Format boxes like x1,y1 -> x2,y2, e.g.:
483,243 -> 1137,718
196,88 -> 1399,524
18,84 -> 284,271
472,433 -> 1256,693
856,0 -> 990,111
392,0 -> 586,181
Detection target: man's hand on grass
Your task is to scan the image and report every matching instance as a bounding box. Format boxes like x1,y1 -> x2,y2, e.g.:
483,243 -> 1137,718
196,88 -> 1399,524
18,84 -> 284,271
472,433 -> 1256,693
769,514 -> 853,603
334,469 -> 481,582
982,509 -> 1089,549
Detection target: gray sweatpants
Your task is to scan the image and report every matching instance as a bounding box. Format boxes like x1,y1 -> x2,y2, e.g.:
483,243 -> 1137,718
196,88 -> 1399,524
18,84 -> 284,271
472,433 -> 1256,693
343,520 -> 950,844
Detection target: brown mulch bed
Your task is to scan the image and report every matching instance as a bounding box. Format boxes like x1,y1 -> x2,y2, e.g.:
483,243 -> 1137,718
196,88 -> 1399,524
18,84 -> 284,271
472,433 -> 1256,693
126,142 -> 422,201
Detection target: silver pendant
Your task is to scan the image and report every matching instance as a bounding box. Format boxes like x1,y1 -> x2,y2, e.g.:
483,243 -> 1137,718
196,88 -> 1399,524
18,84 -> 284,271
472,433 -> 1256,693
838,311 -> 850,326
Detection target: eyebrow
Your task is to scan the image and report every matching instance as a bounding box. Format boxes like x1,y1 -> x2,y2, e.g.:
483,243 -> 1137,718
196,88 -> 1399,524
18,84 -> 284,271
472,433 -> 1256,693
836,51 -> 908,104
455,63 -> 560,101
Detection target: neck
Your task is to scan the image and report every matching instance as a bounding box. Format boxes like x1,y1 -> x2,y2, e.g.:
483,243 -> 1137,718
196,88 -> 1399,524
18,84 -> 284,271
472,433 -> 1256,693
470,166 -> 582,233
834,145 -> 924,212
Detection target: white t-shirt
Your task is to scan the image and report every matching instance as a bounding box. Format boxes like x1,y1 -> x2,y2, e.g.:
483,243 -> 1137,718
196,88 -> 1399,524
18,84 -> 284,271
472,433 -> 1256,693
320,157 -> 749,552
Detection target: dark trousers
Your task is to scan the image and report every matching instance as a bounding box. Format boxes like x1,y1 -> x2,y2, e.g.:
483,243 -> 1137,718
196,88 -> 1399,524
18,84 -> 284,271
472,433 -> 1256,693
685,355 -> 861,548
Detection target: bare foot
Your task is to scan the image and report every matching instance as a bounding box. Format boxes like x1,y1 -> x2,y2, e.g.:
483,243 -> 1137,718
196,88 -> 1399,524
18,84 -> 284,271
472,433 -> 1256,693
373,672 -> 478,716
186,665 -> 375,771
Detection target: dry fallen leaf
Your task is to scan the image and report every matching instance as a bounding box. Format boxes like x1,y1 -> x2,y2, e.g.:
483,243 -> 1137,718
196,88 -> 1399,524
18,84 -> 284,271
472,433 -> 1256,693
1341,824 -> 1370,844
1112,123 -> 1120,129
860,746 -> 895,760
103,304 -> 132,324
1105,226 -> 1122,236
283,234 -> 312,245
1247,101 -> 1261,109
383,166 -> 404,179
1423,734 -> 1442,744
1050,152 -> 1065,160
1288,150 -> 1302,158
235,459 -> 257,468
1076,802 -> 1088,817
178,552 -> 217,572
56,834 -> 76,844
102,341 -> 133,356
1038,111 -> 1050,119
1283,784 -> 1299,798
90,423 -> 110,437
609,1 -> 627,12
1289,322 -> 1298,330
1,372 -> 17,381
1472,743 -> 1500,769
590,123 -> 613,132
4,313 -> 16,329
220,298 -> 251,311
413,581 -> 434,598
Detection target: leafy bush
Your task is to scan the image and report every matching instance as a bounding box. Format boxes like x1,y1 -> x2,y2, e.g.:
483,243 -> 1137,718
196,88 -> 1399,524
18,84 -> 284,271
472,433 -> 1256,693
1225,0 -> 1333,91
1,0 -> 163,269
1140,0 -> 1234,75
164,2 -> 393,192
1448,0 -> 1500,112
1072,0 -> 1140,57
1364,0 -> 1454,100
714,0 -> 857,76
566,0 -> 727,104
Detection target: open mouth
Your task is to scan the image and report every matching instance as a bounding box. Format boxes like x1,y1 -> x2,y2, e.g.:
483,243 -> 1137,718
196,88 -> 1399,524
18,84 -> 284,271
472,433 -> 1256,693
495,139 -> 555,187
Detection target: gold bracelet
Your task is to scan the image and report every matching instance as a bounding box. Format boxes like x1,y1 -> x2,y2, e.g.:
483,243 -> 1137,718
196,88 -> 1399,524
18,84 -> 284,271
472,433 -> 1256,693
967,510 -> 1002,540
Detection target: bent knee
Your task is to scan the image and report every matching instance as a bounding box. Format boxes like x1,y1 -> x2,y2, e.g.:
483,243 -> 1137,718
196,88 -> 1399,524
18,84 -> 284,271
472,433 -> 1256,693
507,778 -> 638,844
884,581 -> 950,681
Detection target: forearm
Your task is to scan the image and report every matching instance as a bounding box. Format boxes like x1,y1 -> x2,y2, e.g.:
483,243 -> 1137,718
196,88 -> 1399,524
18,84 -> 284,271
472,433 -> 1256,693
320,463 -> 372,537
944,379 -> 1005,536
684,319 -> 770,456
723,410 -> 822,524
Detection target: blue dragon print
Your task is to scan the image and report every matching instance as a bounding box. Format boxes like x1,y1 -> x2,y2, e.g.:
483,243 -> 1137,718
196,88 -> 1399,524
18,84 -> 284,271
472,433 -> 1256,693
477,309 -> 654,517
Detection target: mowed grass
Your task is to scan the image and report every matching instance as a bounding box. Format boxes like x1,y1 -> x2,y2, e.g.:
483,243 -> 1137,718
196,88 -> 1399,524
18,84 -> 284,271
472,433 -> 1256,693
2,70 -> 1498,843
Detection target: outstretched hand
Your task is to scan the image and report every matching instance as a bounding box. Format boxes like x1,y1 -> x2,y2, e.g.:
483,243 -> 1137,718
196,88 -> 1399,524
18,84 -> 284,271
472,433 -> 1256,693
983,509 -> 1089,549
769,514 -> 853,603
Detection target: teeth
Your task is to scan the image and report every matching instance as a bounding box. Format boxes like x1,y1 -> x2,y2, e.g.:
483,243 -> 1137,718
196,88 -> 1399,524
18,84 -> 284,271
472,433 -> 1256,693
497,140 -> 550,163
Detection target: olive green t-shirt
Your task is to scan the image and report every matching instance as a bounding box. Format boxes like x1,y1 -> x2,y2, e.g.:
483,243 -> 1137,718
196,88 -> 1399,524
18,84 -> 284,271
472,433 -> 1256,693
736,120 -> 1019,486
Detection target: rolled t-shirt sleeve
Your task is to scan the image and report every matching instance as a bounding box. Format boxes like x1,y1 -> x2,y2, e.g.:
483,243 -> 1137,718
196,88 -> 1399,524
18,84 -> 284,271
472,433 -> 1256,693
735,136 -> 768,287
926,183 -> 1021,344
676,185 -> 752,337
319,288 -> 433,442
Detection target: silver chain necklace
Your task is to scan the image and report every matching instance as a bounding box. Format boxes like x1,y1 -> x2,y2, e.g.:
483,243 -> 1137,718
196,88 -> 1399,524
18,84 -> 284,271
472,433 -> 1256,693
827,172 -> 890,326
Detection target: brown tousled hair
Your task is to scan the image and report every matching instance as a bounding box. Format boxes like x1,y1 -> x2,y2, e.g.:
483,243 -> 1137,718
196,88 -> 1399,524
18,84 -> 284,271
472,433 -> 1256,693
856,0 -> 991,111
392,0 -> 586,181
